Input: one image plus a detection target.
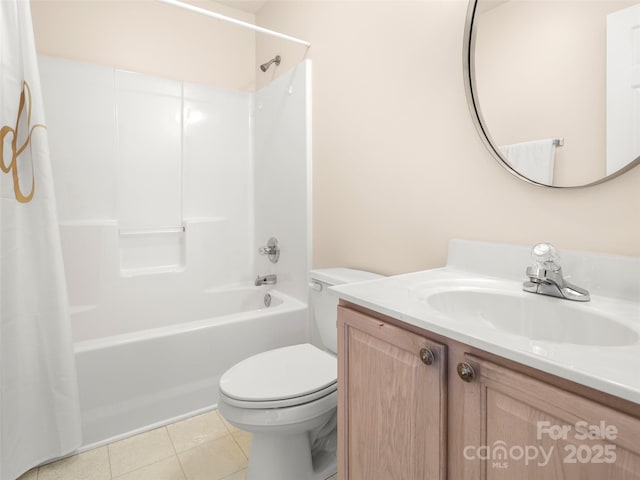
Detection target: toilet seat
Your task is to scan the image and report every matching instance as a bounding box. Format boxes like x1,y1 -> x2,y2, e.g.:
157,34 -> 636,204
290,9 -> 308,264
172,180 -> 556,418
221,381 -> 336,409
219,343 -> 337,409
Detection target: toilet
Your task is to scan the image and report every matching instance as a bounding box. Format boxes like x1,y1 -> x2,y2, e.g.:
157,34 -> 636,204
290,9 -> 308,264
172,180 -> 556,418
218,268 -> 382,480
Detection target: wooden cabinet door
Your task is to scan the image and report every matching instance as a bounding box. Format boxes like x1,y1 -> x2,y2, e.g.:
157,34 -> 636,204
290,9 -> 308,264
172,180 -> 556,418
337,306 -> 446,480
459,355 -> 640,480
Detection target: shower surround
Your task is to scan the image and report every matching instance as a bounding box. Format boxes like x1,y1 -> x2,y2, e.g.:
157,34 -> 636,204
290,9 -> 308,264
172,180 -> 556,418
39,56 -> 311,449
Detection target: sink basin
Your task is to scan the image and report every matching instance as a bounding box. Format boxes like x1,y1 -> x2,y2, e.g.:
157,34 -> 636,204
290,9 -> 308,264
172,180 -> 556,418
426,290 -> 638,346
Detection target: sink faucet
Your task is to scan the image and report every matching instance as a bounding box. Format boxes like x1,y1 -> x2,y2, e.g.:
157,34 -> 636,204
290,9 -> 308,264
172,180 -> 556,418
523,243 -> 590,302
255,274 -> 277,286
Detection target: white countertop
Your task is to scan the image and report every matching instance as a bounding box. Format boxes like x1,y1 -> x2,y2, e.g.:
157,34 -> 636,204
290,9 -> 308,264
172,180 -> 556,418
331,240 -> 640,404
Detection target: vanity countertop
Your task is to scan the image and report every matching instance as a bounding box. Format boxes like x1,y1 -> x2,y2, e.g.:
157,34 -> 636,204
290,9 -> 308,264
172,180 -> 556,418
331,240 -> 640,404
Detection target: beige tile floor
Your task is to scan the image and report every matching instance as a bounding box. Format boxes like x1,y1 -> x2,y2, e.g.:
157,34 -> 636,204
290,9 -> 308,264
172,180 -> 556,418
16,410 -> 338,480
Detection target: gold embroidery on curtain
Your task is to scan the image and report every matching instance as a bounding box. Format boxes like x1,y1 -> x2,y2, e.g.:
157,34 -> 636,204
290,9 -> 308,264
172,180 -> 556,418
1,81 -> 46,203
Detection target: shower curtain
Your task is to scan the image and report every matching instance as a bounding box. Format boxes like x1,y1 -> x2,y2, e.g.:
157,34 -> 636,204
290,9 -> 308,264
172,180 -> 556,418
1,1 -> 81,478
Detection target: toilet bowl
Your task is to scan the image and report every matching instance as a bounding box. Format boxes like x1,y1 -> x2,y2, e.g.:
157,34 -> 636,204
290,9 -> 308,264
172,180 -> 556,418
218,268 -> 382,480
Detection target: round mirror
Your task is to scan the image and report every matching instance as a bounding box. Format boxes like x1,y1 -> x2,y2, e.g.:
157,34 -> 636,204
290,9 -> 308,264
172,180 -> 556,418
464,0 -> 640,188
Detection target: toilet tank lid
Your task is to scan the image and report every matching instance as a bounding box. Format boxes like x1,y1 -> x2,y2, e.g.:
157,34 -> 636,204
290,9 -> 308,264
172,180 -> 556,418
309,268 -> 384,286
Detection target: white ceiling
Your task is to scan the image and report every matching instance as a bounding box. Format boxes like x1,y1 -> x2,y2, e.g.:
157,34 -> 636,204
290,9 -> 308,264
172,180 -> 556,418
216,0 -> 268,14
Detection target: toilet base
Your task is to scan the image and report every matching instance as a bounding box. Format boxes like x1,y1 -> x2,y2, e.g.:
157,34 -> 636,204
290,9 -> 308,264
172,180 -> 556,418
247,432 -> 336,480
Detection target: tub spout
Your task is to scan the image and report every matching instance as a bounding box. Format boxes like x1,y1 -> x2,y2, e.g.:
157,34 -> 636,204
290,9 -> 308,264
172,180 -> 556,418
255,274 -> 277,286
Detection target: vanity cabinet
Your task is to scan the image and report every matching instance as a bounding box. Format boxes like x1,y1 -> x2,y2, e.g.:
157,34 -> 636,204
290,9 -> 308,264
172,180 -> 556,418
337,303 -> 640,480
459,355 -> 640,480
337,305 -> 447,480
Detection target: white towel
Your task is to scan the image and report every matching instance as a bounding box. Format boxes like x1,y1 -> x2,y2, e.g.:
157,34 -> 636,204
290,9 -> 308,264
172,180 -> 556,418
499,139 -> 557,184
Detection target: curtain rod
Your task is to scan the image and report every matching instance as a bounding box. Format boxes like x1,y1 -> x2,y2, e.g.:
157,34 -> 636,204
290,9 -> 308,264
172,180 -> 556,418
157,0 -> 311,48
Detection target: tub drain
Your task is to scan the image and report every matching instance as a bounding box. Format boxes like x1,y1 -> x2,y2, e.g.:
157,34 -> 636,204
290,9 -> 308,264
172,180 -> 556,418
264,293 -> 272,307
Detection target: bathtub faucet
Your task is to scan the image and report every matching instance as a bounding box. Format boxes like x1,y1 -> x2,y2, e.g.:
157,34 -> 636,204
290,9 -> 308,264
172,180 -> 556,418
255,274 -> 277,286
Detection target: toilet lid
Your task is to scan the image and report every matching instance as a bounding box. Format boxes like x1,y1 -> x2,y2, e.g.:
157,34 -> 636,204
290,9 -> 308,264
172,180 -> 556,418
219,344 -> 337,405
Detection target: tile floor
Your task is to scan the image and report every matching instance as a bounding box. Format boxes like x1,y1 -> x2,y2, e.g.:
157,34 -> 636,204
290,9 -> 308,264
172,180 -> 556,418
16,410 -> 338,480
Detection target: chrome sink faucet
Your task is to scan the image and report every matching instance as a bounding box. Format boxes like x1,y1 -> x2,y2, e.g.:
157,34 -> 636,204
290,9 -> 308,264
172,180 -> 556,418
523,243 -> 590,302
255,274 -> 277,286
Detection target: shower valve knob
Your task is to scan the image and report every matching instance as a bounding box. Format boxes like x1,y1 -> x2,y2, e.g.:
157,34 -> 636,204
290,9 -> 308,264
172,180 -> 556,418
259,237 -> 280,264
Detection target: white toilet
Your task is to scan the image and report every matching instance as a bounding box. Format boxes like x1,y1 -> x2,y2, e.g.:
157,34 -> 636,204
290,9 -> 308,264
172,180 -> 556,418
218,268 -> 382,480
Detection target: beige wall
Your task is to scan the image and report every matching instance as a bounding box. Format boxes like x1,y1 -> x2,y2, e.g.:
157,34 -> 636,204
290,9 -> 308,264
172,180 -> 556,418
256,0 -> 640,275
31,0 -> 256,91
30,0 -> 640,276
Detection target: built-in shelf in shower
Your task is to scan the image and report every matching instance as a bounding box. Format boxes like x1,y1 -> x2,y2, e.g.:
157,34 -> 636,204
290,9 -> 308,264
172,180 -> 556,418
119,225 -> 186,236
119,226 -> 186,276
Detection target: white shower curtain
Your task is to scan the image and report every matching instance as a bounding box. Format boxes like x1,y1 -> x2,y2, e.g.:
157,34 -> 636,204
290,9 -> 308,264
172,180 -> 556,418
1,1 -> 81,479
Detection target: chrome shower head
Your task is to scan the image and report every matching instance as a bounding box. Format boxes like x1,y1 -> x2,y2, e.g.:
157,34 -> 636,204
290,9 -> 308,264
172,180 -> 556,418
260,55 -> 281,72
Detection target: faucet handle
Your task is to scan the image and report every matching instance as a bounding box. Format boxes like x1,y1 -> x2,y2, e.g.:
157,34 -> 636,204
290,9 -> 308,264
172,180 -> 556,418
531,243 -> 561,272
259,237 -> 280,264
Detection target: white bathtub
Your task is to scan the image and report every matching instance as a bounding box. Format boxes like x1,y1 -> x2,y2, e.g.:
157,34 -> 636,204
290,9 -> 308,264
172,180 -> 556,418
72,287 -> 308,449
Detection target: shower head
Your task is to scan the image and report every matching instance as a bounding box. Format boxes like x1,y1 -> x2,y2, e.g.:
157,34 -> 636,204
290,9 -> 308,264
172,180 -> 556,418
260,55 -> 281,72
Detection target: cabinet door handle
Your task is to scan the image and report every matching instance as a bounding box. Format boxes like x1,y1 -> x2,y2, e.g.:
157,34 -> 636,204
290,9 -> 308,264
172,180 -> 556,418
457,362 -> 475,382
419,347 -> 435,365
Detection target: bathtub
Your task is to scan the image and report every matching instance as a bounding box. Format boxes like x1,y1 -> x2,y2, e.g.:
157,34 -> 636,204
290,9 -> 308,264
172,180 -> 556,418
72,286 -> 309,449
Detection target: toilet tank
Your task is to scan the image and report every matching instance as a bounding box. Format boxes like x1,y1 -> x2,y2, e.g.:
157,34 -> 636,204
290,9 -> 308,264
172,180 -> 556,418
309,268 -> 384,354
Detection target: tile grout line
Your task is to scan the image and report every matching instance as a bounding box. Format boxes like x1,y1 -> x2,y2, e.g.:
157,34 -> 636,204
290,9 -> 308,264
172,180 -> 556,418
216,410 -> 250,464
170,411 -> 248,480
165,425 -> 189,480
111,455 -> 182,480
165,425 -> 179,456
33,411 -> 247,480
110,427 -> 185,480
109,427 -> 179,479
170,434 -> 235,455
168,431 -> 243,473
220,466 -> 248,480
106,443 -> 114,479
215,410 -> 234,435
229,432 -> 249,462
215,410 -> 250,461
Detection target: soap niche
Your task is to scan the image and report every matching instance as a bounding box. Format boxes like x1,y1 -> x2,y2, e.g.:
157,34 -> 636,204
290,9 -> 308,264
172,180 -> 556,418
119,227 -> 186,276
